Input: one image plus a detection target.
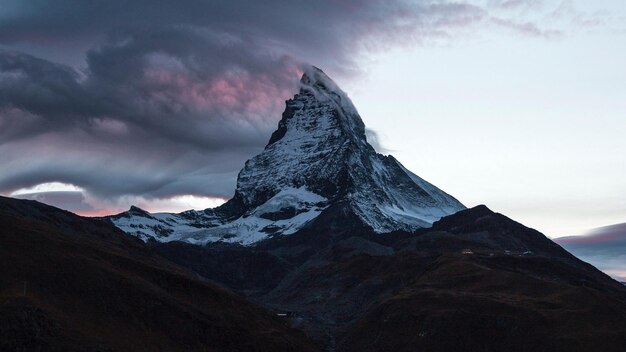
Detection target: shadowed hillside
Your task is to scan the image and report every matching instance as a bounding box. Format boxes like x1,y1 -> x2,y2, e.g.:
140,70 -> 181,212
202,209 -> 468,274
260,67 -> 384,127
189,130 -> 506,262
0,196 -> 319,352
153,206 -> 626,351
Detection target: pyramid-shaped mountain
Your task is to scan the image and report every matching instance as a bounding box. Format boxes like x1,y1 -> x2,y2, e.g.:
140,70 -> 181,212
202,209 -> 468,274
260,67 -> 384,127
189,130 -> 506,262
109,67 -> 465,244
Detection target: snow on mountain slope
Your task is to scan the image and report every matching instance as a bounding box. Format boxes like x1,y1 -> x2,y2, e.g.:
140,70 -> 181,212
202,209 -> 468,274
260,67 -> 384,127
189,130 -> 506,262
108,66 -> 465,245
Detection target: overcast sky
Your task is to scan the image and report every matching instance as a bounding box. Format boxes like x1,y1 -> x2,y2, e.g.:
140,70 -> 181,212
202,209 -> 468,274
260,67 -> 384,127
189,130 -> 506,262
0,0 -> 624,237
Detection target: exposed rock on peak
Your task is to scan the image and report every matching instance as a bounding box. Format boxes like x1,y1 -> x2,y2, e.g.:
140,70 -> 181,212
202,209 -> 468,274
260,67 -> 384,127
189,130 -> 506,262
128,205 -> 152,217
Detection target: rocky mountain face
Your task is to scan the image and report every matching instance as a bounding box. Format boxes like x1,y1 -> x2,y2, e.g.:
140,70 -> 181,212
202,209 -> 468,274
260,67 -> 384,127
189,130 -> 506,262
108,67 -> 465,245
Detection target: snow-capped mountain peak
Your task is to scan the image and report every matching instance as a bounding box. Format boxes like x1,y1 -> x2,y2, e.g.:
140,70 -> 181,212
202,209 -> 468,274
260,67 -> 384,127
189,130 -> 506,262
108,66 -> 465,245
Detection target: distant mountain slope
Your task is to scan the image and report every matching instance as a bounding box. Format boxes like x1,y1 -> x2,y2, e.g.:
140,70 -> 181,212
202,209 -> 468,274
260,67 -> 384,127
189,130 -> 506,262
0,196 -> 319,352
556,223 -> 626,281
151,205 -> 626,351
107,67 -> 464,245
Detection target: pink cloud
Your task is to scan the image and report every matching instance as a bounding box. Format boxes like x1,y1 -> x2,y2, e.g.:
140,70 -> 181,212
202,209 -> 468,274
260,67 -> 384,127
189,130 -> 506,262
141,59 -> 302,124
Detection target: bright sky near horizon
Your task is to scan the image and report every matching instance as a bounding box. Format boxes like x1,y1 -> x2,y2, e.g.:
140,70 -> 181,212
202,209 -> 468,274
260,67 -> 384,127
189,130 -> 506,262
0,0 -> 624,237
345,17 -> 626,237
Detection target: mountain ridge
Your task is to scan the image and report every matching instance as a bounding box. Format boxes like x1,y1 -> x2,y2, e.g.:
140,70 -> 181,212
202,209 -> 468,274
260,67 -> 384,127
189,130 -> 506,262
108,67 -> 464,244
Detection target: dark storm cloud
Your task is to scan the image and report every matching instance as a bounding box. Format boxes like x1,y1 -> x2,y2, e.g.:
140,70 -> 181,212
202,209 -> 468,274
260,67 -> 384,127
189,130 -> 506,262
0,31 -> 298,199
0,0 -> 496,71
0,0 -> 563,210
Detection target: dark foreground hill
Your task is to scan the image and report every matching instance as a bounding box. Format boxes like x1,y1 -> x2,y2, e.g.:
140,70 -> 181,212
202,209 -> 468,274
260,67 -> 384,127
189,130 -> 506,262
152,205 -> 626,352
0,196 -> 319,352
3,196 -> 626,351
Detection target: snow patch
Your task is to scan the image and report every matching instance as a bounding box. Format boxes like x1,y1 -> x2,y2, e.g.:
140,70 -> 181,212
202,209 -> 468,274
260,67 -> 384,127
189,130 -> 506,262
110,187 -> 327,245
